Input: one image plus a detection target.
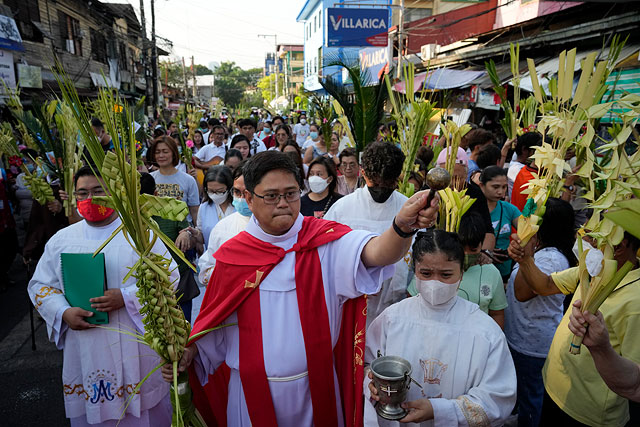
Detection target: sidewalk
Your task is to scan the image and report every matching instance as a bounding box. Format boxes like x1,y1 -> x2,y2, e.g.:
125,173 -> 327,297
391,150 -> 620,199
0,310 -> 67,426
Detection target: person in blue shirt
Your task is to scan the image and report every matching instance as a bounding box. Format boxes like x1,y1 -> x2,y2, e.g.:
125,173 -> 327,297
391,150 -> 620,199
466,129 -> 494,181
480,166 -> 521,281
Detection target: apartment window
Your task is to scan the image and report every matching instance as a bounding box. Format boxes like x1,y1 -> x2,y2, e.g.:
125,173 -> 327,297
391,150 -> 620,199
58,11 -> 82,56
317,11 -> 322,29
405,8 -> 432,23
90,29 -> 107,63
4,0 -> 43,43
119,41 -> 128,71
313,57 -> 317,74
313,16 -> 316,32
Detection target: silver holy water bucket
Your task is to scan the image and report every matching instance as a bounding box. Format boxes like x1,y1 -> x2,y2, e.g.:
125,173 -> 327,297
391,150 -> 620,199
370,355 -> 412,420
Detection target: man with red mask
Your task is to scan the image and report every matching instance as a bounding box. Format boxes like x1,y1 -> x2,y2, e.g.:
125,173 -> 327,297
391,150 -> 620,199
27,166 -> 178,426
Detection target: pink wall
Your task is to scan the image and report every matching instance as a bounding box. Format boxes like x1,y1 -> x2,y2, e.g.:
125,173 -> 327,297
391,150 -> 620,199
493,0 -> 583,29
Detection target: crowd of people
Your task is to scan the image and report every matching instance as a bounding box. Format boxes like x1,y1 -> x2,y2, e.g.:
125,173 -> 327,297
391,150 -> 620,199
1,106 -> 639,427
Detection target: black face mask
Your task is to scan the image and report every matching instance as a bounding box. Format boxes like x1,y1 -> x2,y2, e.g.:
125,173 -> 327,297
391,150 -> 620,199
367,186 -> 395,203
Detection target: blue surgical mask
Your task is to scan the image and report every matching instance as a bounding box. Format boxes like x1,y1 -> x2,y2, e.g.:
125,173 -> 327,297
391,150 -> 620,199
232,197 -> 252,217
25,163 -> 35,173
264,127 -> 272,134
310,131 -> 319,140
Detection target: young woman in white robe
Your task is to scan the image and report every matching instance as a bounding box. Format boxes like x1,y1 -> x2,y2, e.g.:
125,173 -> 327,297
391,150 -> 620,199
365,230 -> 516,427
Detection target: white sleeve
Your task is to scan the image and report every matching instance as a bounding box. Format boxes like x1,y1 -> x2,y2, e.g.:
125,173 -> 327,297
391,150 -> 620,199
197,227 -> 221,286
430,333 -> 516,427
122,236 -> 180,333
192,323 -> 231,384
193,145 -> 209,161
27,240 -> 70,349
324,230 -> 395,301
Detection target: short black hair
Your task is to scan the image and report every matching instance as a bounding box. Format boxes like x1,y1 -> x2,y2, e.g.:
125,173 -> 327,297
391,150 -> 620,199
74,165 -> 102,187
339,147 -> 357,163
20,148 -> 38,160
412,229 -> 465,270
243,151 -> 300,194
515,131 -> 543,156
225,148 -> 243,164
476,144 -> 502,169
272,115 -> 285,125
416,146 -> 434,168
233,159 -> 248,180
153,127 -> 166,138
208,118 -> 220,127
230,134 -> 250,151
467,129 -> 494,152
361,141 -> 405,187
480,165 -> 507,184
203,165 -> 233,204
199,120 -> 208,128
140,172 -> 155,195
458,212 -> 486,250
237,118 -> 257,130
91,117 -> 104,129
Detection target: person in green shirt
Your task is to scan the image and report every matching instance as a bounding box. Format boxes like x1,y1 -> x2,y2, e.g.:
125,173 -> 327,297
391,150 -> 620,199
508,230 -> 640,427
458,212 -> 507,328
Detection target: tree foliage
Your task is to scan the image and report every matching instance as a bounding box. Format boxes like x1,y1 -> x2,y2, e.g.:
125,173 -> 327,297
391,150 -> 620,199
257,74 -> 285,103
212,61 -> 263,107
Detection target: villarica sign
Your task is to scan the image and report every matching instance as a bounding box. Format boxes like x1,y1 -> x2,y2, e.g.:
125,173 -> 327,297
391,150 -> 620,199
327,8 -> 389,48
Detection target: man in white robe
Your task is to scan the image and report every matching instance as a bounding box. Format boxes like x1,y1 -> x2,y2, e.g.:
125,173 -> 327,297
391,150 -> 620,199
364,295 -> 516,427
162,151 -> 439,426
325,142 -> 410,324
28,168 -> 178,426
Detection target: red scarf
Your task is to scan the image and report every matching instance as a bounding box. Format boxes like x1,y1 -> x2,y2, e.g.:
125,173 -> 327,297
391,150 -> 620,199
189,216 -> 367,427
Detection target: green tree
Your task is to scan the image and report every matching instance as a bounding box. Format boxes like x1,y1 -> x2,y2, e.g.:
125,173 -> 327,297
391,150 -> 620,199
195,64 -> 213,75
213,62 -> 265,107
257,74 -> 285,103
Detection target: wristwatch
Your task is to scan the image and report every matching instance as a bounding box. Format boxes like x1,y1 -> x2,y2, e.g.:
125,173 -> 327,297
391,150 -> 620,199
392,217 -> 418,238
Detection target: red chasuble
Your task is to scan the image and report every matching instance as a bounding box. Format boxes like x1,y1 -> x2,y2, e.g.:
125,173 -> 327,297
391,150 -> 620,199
189,216 -> 368,427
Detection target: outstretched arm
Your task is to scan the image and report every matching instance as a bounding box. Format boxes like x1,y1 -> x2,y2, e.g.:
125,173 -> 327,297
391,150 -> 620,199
361,190 -> 439,268
508,234 -> 562,298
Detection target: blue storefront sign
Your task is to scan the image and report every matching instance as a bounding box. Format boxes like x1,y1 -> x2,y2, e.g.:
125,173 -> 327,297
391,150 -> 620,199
327,8 -> 389,48
359,46 -> 389,83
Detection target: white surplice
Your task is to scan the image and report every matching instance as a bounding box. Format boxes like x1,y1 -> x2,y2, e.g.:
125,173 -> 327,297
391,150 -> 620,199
324,187 -> 408,324
196,212 -> 251,286
193,213 -> 394,426
27,218 -> 179,425
364,295 -> 516,427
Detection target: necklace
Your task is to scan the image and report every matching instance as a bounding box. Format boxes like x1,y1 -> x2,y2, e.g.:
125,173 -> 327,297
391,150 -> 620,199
320,194 -> 333,217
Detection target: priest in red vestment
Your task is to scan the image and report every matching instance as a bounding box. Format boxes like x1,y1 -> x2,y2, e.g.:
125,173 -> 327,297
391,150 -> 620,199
162,151 -> 439,426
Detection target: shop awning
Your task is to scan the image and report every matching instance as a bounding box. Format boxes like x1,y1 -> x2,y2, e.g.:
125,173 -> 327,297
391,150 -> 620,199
394,68 -> 486,93
601,68 -> 640,124
0,15 -> 24,52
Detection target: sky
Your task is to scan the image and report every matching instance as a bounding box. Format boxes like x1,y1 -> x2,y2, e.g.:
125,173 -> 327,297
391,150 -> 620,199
110,0 -> 305,70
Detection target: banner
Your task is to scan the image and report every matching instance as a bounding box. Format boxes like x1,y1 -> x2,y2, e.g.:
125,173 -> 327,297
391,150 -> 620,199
359,47 -> 389,83
327,8 -> 389,48
0,49 -> 16,92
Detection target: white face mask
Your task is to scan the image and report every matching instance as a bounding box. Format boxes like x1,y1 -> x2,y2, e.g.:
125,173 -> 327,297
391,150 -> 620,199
308,175 -> 329,194
572,238 -> 604,276
416,278 -> 460,306
208,191 -> 228,205
300,119 -> 307,125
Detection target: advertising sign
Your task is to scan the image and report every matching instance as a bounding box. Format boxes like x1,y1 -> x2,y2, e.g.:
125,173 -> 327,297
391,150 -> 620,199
0,49 -> 16,92
359,47 -> 389,83
17,64 -> 42,89
327,8 -> 389,47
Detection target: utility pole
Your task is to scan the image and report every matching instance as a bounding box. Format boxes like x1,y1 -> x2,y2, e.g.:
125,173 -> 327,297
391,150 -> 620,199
151,0 -> 159,118
258,34 -> 278,101
191,55 -> 197,101
139,0 -> 149,112
395,0 -> 405,79
181,57 -> 189,102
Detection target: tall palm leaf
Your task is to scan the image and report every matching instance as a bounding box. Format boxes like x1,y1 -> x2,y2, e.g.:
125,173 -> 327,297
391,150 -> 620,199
320,54 -> 387,154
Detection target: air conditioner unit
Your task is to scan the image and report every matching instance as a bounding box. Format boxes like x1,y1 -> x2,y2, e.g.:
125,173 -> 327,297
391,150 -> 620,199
421,44 -> 440,61
66,39 -> 75,55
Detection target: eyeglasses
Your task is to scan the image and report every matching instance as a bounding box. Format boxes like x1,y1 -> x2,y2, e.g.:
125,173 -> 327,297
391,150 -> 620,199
252,190 -> 301,205
341,162 -> 357,169
74,188 -> 106,201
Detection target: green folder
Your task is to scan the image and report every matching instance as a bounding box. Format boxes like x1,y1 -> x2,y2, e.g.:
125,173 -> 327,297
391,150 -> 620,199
60,253 -> 109,325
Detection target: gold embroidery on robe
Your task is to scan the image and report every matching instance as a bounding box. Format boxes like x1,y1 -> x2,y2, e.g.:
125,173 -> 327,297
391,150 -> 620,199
245,270 -> 264,289
35,286 -> 63,307
63,384 -> 90,400
455,396 -> 490,427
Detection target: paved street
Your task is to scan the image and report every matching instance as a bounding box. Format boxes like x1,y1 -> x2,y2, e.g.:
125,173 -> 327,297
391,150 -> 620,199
0,256 -> 67,426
